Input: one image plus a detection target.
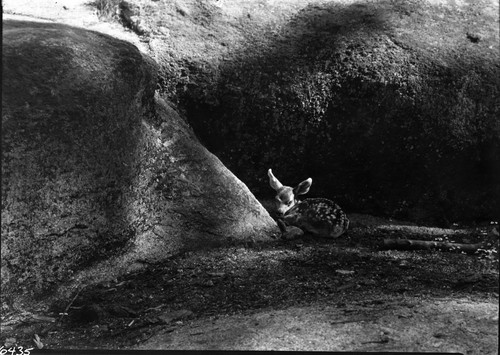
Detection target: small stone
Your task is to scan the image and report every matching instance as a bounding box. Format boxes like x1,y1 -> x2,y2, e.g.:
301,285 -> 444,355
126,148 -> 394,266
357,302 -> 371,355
158,309 -> 193,324
4,338 -> 16,347
176,5 -> 189,17
466,32 -> 481,43
158,26 -> 169,36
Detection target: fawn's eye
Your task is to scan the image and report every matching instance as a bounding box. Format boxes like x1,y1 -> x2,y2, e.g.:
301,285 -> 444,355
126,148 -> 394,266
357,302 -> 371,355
286,200 -> 293,206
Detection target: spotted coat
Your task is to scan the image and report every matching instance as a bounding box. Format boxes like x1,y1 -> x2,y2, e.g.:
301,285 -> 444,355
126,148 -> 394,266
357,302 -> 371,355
283,198 -> 349,238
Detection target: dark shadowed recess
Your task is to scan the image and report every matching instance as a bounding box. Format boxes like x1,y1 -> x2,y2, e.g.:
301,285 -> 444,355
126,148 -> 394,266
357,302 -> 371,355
179,1 -> 500,225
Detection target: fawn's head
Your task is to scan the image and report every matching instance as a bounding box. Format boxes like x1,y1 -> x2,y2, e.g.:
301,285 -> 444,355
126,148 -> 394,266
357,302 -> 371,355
268,169 -> 312,216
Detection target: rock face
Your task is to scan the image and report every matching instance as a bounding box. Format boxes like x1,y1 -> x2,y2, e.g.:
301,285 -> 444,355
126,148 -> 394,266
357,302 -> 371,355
1,20 -> 278,304
177,1 -> 500,224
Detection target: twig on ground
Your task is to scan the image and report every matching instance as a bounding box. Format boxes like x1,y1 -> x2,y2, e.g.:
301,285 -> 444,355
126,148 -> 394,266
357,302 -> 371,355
383,239 -> 485,254
41,285 -> 85,335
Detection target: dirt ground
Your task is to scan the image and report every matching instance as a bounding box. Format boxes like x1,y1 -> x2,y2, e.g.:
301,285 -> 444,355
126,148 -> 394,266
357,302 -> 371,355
2,213 -> 498,352
2,0 -> 499,352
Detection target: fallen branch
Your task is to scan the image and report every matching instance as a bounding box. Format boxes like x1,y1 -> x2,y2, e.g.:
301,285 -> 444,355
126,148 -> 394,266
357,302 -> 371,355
41,285 -> 85,335
383,238 -> 485,254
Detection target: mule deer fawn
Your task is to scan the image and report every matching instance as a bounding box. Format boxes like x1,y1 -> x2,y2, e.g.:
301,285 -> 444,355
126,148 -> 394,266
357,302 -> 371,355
268,169 -> 349,238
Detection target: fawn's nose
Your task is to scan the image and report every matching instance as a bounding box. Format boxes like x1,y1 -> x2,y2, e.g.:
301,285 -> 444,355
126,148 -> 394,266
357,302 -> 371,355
276,206 -> 288,216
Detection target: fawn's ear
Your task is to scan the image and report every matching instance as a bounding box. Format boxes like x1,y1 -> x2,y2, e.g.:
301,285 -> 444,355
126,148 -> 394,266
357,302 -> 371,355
268,169 -> 283,191
294,178 -> 312,195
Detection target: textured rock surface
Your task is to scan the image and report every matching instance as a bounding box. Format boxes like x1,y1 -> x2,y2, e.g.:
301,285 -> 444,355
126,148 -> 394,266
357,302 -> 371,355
171,0 -> 500,224
1,20 -> 278,305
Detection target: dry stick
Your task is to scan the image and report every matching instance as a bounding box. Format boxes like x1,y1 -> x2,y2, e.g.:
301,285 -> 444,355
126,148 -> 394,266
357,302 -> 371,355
41,285 -> 85,335
60,286 -> 84,318
383,239 -> 485,254
144,305 -> 164,312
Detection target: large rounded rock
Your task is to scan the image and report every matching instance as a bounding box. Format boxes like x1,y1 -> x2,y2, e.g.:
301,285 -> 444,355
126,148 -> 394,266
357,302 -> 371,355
1,20 -> 278,305
180,1 -> 500,224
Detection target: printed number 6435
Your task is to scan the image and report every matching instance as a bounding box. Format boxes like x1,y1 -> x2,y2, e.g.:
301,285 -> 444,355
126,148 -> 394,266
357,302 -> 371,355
0,346 -> 34,355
